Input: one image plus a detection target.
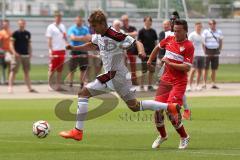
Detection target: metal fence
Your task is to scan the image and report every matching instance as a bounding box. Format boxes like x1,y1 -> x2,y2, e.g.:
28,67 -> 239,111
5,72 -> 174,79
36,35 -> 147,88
4,17 -> 240,64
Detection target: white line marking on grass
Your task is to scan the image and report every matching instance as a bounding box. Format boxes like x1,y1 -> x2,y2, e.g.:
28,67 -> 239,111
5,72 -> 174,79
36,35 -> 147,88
1,139 -> 240,157
184,151 -> 240,157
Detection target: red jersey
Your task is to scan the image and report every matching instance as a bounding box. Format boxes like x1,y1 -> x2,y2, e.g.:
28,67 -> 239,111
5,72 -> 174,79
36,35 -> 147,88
159,36 -> 194,84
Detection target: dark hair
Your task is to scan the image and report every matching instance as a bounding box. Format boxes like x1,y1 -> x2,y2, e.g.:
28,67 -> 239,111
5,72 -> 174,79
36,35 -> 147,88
209,19 -> 216,24
3,19 -> 9,23
144,16 -> 152,22
88,9 -> 107,26
170,11 -> 180,21
174,19 -> 188,32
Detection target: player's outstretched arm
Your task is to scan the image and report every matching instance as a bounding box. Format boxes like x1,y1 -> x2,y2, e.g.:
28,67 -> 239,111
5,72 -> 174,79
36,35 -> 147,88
162,58 -> 191,72
147,45 -> 160,65
66,42 -> 98,51
135,40 -> 146,58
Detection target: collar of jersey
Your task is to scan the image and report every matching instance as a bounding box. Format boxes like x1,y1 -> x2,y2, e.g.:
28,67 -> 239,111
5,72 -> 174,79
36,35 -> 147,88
101,26 -> 112,37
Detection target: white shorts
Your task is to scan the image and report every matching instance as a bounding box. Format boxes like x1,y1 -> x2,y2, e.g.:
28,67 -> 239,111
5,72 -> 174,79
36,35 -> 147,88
86,72 -> 136,102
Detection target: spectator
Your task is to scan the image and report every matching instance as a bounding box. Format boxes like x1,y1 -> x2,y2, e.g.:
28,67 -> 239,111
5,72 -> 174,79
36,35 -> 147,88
158,20 -> 171,59
0,19 -> 12,84
121,14 -> 139,85
202,19 -> 223,89
8,19 -> 36,93
138,16 -> 158,91
46,11 -> 67,91
67,16 -> 91,88
112,19 -> 125,33
187,22 -> 205,91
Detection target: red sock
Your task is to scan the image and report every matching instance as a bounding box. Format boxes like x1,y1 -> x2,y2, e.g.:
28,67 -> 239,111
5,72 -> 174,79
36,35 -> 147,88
176,125 -> 188,138
157,125 -> 167,138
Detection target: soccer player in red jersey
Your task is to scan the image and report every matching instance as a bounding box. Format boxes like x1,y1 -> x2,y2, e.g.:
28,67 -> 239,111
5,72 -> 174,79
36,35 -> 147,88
147,19 -> 194,149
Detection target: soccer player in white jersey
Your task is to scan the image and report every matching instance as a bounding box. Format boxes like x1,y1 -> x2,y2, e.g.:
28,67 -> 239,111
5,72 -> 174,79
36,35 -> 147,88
59,10 -> 181,141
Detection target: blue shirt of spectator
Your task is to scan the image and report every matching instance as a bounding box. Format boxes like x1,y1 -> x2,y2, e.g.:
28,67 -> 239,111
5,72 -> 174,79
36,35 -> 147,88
67,25 -> 90,46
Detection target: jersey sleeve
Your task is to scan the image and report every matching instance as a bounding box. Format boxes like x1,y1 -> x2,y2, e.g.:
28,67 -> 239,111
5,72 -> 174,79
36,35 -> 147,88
85,27 -> 90,35
11,31 -> 17,41
137,29 -> 143,41
153,29 -> 158,41
201,30 -> 207,41
183,43 -> 194,66
28,32 -> 31,42
61,24 -> 66,34
45,25 -> 52,38
67,27 -> 74,36
218,29 -> 224,40
188,32 -> 194,42
91,34 -> 98,45
159,36 -> 170,49
121,35 -> 136,48
159,31 -> 165,42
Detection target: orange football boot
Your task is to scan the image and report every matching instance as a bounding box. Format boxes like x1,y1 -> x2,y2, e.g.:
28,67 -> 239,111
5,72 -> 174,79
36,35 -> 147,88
182,109 -> 191,120
59,128 -> 83,141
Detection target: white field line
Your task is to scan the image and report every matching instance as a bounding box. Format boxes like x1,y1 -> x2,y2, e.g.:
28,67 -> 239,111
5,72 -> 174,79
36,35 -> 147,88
0,139 -> 240,157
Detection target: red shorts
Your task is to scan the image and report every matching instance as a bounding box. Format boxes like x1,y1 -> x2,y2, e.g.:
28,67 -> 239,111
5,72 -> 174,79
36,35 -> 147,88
49,50 -> 66,72
155,80 -> 187,106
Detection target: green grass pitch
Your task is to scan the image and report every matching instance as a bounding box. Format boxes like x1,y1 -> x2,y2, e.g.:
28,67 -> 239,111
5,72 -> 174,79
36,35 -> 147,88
0,96 -> 240,160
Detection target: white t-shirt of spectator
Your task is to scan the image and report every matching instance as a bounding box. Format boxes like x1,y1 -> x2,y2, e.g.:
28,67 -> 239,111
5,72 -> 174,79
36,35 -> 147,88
46,23 -> 67,51
189,31 -> 205,57
202,28 -> 223,49
165,30 -> 174,38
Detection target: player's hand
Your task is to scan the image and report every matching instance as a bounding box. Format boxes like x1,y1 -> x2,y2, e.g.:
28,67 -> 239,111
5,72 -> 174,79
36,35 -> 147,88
147,60 -> 155,72
147,59 -> 152,66
162,57 -> 170,65
138,52 -> 146,59
15,52 -> 20,58
66,44 -> 73,50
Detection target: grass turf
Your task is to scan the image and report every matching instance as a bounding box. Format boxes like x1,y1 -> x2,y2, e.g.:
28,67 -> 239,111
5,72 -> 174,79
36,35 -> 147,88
0,96 -> 240,160
13,63 -> 240,83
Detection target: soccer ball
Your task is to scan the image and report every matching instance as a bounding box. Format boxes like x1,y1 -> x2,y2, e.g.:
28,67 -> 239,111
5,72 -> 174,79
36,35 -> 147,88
32,120 -> 50,138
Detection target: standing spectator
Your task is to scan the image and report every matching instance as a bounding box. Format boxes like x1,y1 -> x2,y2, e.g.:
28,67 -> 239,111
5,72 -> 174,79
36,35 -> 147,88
46,11 -> 67,91
187,22 -> 205,91
158,20 -> 171,59
0,19 -> 12,84
121,14 -> 139,85
202,19 -> 223,89
8,19 -> 36,93
138,16 -> 158,91
112,19 -> 125,33
67,16 -> 91,88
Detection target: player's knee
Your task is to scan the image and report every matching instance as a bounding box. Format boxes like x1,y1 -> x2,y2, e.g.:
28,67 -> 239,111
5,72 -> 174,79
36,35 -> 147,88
127,103 -> 139,112
127,101 -> 140,112
78,87 -> 91,98
173,122 -> 183,129
128,106 -> 138,112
